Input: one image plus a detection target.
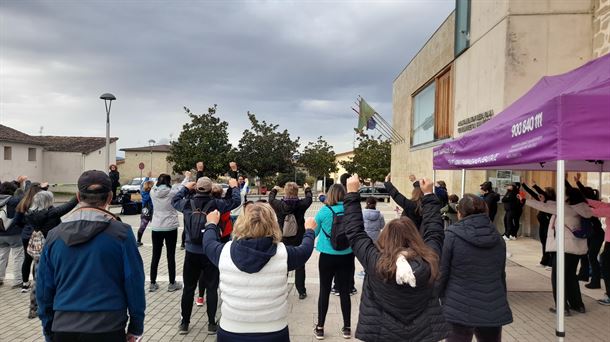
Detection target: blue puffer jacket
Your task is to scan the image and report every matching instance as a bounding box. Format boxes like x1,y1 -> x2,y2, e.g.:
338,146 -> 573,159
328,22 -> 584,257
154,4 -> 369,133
438,213 -> 513,327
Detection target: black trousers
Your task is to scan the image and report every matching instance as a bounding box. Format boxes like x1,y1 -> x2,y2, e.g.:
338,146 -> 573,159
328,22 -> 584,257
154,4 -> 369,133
446,323 -> 501,342
181,251 -> 219,325
551,252 -> 584,310
578,228 -> 604,283
317,253 -> 353,328
601,241 -> 610,295
150,230 -> 178,284
22,238 -> 33,283
538,221 -> 551,266
504,210 -> 522,237
53,330 -> 125,342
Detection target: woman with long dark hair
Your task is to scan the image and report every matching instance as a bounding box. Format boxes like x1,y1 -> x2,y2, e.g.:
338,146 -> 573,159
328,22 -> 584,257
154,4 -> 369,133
108,164 -> 120,204
522,182 -> 556,267
342,175 -> 448,341
15,182 -> 45,292
384,173 -> 423,229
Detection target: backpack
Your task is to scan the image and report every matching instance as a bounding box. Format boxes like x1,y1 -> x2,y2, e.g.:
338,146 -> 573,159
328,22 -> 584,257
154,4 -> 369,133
321,205 -> 350,251
27,231 -> 45,258
0,197 -> 13,231
282,213 -> 299,238
571,217 -> 593,239
186,199 -> 214,245
218,211 -> 233,238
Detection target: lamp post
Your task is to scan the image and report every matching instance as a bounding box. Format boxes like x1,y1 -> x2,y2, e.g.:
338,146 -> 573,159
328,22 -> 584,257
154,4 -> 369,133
100,93 -> 116,173
148,139 -> 156,174
292,152 -> 300,183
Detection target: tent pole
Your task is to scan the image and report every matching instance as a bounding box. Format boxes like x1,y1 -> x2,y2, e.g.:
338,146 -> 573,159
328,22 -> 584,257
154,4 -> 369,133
461,169 -> 466,198
599,170 -> 603,199
433,169 -> 436,185
556,160 -> 566,340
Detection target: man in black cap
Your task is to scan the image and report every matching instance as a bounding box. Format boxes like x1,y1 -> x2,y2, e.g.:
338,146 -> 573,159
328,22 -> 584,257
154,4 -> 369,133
480,181 -> 500,222
36,170 -> 146,342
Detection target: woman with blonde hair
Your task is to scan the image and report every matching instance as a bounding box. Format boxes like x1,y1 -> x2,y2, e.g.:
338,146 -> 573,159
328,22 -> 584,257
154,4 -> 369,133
202,203 -> 316,341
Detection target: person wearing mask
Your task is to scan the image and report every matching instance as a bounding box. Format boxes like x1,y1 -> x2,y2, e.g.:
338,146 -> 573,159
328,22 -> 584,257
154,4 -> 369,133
435,180 -> 449,207
149,173 -> 185,292
522,182 -> 555,267
36,170 -> 145,342
441,194 -> 459,227
524,187 -> 592,315
202,203 -> 316,341
172,177 -> 241,335
313,184 -> 354,339
439,194 -> 513,342
15,182 -> 46,292
227,161 -> 241,179
108,164 -> 120,204
480,181 -> 500,223
342,175 -> 448,341
0,181 -> 24,288
137,175 -> 154,247
384,173 -> 423,230
502,183 -> 523,240
586,198 -> 610,305
269,181 -> 313,299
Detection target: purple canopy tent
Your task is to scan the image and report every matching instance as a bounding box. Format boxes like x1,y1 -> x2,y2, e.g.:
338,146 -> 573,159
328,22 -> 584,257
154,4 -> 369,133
433,53 -> 610,340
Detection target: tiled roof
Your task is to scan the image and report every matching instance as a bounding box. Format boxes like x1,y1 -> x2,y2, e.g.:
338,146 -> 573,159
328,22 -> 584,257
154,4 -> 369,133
121,144 -> 171,153
39,136 -> 119,154
0,124 -> 46,145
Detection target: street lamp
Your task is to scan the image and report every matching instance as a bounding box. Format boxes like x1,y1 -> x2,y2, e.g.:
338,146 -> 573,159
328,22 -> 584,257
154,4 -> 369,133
100,93 -> 116,173
292,152 -> 300,183
148,139 -> 156,174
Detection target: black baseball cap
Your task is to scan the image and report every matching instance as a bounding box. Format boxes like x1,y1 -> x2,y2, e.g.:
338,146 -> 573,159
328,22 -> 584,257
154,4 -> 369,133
78,170 -> 112,194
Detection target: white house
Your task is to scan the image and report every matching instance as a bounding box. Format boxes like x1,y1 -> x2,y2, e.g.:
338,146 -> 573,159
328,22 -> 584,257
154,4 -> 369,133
0,124 -> 118,191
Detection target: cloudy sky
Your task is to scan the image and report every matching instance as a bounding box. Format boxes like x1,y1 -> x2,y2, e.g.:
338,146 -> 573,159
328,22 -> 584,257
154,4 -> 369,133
0,0 -> 454,155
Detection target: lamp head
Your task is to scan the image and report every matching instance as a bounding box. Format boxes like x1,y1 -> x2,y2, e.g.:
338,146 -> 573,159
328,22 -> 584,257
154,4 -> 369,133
100,93 -> 116,101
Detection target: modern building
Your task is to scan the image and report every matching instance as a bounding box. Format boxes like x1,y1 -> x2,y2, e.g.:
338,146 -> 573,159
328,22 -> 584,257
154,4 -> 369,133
118,144 -> 174,183
391,0 -> 610,236
0,124 -> 118,191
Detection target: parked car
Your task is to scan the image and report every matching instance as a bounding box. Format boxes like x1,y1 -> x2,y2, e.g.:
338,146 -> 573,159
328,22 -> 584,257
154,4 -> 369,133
120,177 -> 157,194
358,186 -> 390,202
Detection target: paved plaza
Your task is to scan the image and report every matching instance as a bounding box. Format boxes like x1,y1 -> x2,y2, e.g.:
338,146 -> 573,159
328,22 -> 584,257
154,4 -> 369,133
0,202 -> 608,341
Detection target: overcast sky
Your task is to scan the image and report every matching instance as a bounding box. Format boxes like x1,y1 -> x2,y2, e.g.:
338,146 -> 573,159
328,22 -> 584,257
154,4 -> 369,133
0,0 -> 454,155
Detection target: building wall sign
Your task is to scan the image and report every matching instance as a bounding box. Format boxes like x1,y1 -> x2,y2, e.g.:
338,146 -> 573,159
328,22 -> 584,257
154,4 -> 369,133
457,110 -> 494,133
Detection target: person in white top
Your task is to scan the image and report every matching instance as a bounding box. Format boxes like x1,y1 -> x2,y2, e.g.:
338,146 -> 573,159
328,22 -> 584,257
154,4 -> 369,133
202,203 -> 316,342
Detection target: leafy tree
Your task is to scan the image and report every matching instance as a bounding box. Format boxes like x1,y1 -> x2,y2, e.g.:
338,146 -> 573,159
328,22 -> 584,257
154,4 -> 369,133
235,112 -> 300,184
167,105 -> 232,177
340,135 -> 391,184
274,171 -> 307,187
299,136 -> 338,180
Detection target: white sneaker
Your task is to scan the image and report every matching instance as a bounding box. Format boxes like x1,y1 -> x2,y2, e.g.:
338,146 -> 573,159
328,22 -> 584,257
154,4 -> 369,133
503,235 -> 510,242
545,266 -> 552,271
509,236 -> 517,241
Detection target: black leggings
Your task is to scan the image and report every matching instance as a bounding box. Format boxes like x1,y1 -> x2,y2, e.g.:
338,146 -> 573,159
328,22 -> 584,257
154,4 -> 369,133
53,330 -> 125,342
22,238 -> 33,283
181,251 -> 219,325
551,252 -> 584,310
317,253 -> 353,328
504,210 -> 522,237
578,226 -> 604,283
447,323 -> 501,342
150,229 -> 178,284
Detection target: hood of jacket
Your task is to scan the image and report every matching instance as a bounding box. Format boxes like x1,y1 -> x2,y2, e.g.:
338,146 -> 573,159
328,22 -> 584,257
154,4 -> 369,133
229,236 -> 277,274
57,208 -> 115,246
363,208 -> 381,221
448,213 -> 501,248
153,185 -> 172,198
26,207 -> 55,228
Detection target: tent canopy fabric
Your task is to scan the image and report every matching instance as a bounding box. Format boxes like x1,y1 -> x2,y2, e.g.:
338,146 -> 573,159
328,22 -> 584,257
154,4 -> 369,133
433,53 -> 610,171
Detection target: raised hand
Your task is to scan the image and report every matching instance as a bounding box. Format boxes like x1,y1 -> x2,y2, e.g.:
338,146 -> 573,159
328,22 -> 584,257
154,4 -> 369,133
409,174 -> 416,183
185,181 -> 196,190
420,178 -> 433,194
347,174 -> 360,193
206,210 -> 220,225
575,172 -> 581,182
228,178 -> 238,188
304,183 -> 310,189
385,173 -> 391,182
305,217 -> 317,230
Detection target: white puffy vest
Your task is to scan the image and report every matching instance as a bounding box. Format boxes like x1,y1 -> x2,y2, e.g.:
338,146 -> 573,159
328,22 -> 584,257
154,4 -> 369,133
218,241 -> 289,333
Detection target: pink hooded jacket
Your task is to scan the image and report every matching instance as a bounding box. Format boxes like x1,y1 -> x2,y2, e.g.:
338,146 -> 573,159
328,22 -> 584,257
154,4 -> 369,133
587,199 -> 610,242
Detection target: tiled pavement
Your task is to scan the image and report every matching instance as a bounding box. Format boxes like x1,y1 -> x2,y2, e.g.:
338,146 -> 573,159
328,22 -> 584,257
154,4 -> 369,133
1,202 -> 608,341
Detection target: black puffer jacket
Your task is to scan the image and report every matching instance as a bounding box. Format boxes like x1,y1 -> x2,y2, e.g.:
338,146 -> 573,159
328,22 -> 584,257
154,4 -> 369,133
384,181 -> 422,229
482,191 -> 500,221
438,214 -> 513,327
269,187 -> 312,246
25,197 -> 78,238
344,192 -> 448,342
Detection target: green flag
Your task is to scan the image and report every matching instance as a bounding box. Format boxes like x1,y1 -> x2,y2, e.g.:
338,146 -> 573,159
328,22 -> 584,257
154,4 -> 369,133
358,98 -> 376,131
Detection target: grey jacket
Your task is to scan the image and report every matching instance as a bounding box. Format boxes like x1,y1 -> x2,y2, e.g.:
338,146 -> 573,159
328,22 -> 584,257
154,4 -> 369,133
362,208 -> 384,242
149,184 -> 181,231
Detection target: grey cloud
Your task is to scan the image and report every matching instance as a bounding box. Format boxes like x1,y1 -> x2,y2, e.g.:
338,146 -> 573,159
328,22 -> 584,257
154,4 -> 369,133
1,0 -> 454,154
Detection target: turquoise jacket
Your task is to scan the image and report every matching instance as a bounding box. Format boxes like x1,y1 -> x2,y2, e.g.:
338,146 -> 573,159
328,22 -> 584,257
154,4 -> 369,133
314,202 -> 353,255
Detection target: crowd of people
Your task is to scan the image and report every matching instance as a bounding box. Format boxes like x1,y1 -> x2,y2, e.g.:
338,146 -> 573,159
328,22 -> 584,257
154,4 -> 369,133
0,162 -> 609,342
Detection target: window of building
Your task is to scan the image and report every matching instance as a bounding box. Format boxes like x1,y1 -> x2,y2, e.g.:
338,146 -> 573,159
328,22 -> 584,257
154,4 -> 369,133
3,146 -> 11,160
455,0 -> 471,56
411,66 -> 454,147
28,148 -> 37,161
